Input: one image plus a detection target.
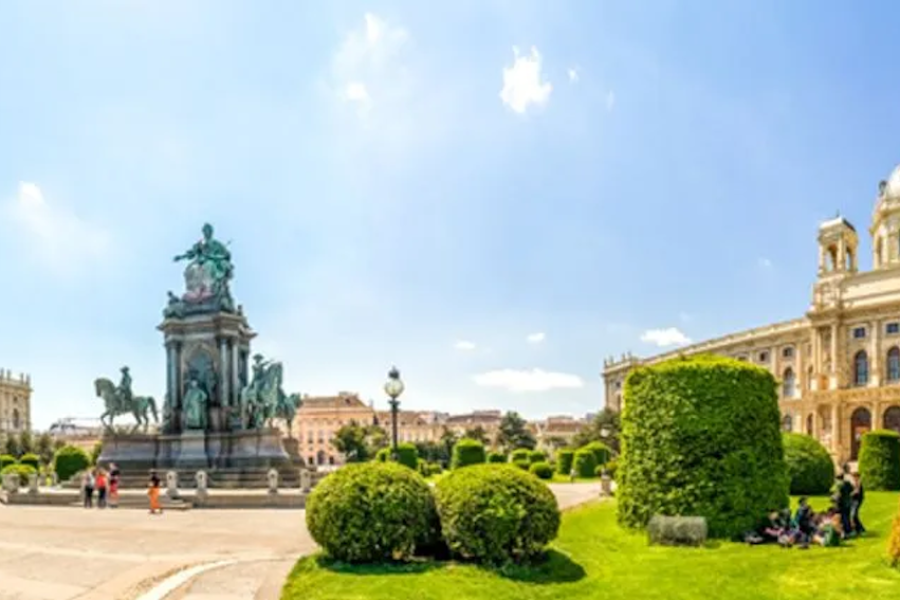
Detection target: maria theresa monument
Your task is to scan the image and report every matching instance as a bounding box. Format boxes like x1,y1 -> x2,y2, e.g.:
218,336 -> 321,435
97,223 -> 302,483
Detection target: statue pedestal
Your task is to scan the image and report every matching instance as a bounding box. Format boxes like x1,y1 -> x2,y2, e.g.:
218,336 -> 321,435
171,431 -> 208,468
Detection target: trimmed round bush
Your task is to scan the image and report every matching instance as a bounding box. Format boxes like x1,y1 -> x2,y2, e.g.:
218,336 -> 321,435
858,430 -> 900,491
376,448 -> 390,462
573,449 -> 597,478
618,355 -> 789,539
510,449 -> 530,463
783,433 -> 834,495
395,443 -> 419,470
580,441 -> 612,466
52,445 -> 91,483
451,438 -> 487,469
556,449 -> 574,475
306,462 -> 438,563
0,454 -> 15,470
428,463 -> 443,476
487,452 -> 506,464
1,463 -> 36,486
435,464 -> 560,564
18,453 -> 40,470
512,459 -> 530,470
528,450 -> 547,464
529,461 -> 553,480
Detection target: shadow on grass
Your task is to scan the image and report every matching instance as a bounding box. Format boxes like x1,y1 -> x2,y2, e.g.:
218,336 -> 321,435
314,549 -> 586,585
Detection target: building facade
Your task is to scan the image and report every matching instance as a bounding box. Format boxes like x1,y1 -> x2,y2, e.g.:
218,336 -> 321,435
0,369 -> 31,433
291,392 -> 376,467
603,164 -> 900,466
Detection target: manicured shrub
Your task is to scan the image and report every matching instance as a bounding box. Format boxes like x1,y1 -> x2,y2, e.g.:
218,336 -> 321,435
783,433 -> 834,495
376,448 -> 390,462
18,453 -> 40,471
52,445 -> 91,483
556,449 -> 574,475
451,438 -> 487,469
529,461 -> 553,480
435,464 -> 560,564
618,355 -> 789,539
858,430 -> 900,491
428,463 -> 443,476
512,459 -> 530,471
573,449 -> 597,478
510,449 -> 530,463
306,462 -> 438,563
1,463 -> 36,486
580,441 -> 612,467
0,454 -> 15,470
395,443 -> 419,470
605,458 -> 619,480
528,450 -> 547,464
487,452 -> 506,464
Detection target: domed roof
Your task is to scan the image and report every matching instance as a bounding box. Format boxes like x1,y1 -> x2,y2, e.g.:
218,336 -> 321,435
880,164 -> 900,201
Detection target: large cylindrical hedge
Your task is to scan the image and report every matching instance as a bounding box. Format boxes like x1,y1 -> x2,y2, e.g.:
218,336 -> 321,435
618,355 -> 789,539
306,462 -> 437,563
573,450 -> 596,478
435,464 -> 560,564
579,441 -> 612,466
556,449 -> 574,475
52,445 -> 90,483
451,438 -> 486,469
858,430 -> 900,491
782,433 -> 834,495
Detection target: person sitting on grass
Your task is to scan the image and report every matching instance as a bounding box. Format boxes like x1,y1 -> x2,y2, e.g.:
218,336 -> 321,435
812,509 -> 843,547
785,497 -> 815,549
761,509 -> 789,543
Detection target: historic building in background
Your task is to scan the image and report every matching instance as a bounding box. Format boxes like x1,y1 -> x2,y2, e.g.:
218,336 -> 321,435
603,164 -> 900,466
0,369 -> 31,433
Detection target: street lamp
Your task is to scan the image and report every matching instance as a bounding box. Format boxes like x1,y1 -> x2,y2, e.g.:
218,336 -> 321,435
383,366 -> 405,458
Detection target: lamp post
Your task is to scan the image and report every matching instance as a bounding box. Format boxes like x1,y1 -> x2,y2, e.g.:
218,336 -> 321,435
383,366 -> 405,459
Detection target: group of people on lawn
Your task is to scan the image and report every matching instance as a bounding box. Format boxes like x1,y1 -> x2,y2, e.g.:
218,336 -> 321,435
746,471 -> 864,548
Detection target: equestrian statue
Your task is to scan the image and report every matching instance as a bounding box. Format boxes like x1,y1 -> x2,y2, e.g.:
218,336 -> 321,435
239,354 -> 302,432
95,366 -> 159,433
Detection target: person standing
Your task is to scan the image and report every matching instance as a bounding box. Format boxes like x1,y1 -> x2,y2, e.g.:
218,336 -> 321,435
835,474 -> 853,536
148,471 -> 163,515
851,471 -> 866,536
108,463 -> 120,508
95,469 -> 108,509
82,470 -> 95,509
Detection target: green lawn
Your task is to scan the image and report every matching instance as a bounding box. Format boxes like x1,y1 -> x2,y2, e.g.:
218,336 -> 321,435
283,493 -> 900,600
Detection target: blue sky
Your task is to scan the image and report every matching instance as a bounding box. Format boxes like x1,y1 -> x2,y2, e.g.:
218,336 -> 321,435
2,1 -> 900,428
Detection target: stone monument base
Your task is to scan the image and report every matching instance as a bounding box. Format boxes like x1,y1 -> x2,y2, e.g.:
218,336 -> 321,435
98,428 -> 302,489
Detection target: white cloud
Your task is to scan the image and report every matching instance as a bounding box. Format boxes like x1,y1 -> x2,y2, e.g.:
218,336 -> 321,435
454,340 -> 477,351
330,13 -> 410,121
473,368 -> 584,392
640,327 -> 691,347
606,91 -> 616,111
500,46 -> 553,114
526,332 -> 545,344
5,182 -> 109,269
567,67 -> 579,83
758,257 -> 773,269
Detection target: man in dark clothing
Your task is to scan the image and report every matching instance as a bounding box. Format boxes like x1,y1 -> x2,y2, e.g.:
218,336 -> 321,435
794,497 -> 815,537
835,475 -> 853,536
850,472 -> 866,536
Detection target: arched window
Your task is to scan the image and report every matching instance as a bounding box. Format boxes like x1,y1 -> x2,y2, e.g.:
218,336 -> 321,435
883,406 -> 900,434
851,407 -> 872,460
806,414 -> 814,435
846,248 -> 855,271
876,237 -> 884,267
782,368 -> 796,398
11,409 -> 20,430
888,347 -> 900,382
807,366 -> 814,391
854,350 -> 869,386
782,414 -> 793,432
828,245 -> 838,271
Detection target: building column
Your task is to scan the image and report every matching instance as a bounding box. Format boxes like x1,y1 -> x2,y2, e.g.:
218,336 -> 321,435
830,323 -> 839,389
830,403 -> 839,453
872,320 -> 881,386
166,342 -> 176,410
811,329 -> 821,391
231,342 -> 241,407
174,342 -> 183,407
219,337 -> 230,408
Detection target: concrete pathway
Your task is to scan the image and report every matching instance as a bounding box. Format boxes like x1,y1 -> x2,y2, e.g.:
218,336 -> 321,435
0,482 -> 602,600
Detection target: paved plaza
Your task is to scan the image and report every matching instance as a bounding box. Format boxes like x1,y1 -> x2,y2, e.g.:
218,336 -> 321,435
0,482 -> 601,600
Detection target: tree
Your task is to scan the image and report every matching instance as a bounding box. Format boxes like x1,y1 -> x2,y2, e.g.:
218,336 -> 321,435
463,426 -> 488,445
36,433 -> 55,466
542,436 -> 570,451
414,440 -> 449,465
3,433 -> 21,458
497,411 -> 536,451
439,426 -> 459,460
332,422 -> 373,462
18,429 -> 34,455
572,407 -> 621,452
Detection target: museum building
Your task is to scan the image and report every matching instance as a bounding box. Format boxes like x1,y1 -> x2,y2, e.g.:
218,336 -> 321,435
603,164 -> 900,465
0,369 -> 31,433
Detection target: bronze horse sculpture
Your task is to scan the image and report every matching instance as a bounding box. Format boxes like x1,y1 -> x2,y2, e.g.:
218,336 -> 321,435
94,378 -> 159,432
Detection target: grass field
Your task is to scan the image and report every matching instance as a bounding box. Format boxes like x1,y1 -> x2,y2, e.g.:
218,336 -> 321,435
282,493 -> 900,600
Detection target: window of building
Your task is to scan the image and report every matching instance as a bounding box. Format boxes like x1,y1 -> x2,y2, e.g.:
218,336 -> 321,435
782,414 -> 793,433
758,351 -> 769,363
854,350 -> 869,386
807,366 -> 814,391
782,347 -> 794,359
782,368 -> 796,398
889,347 -> 900,382
853,327 -> 867,339
888,323 -> 900,335
615,381 -> 622,389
